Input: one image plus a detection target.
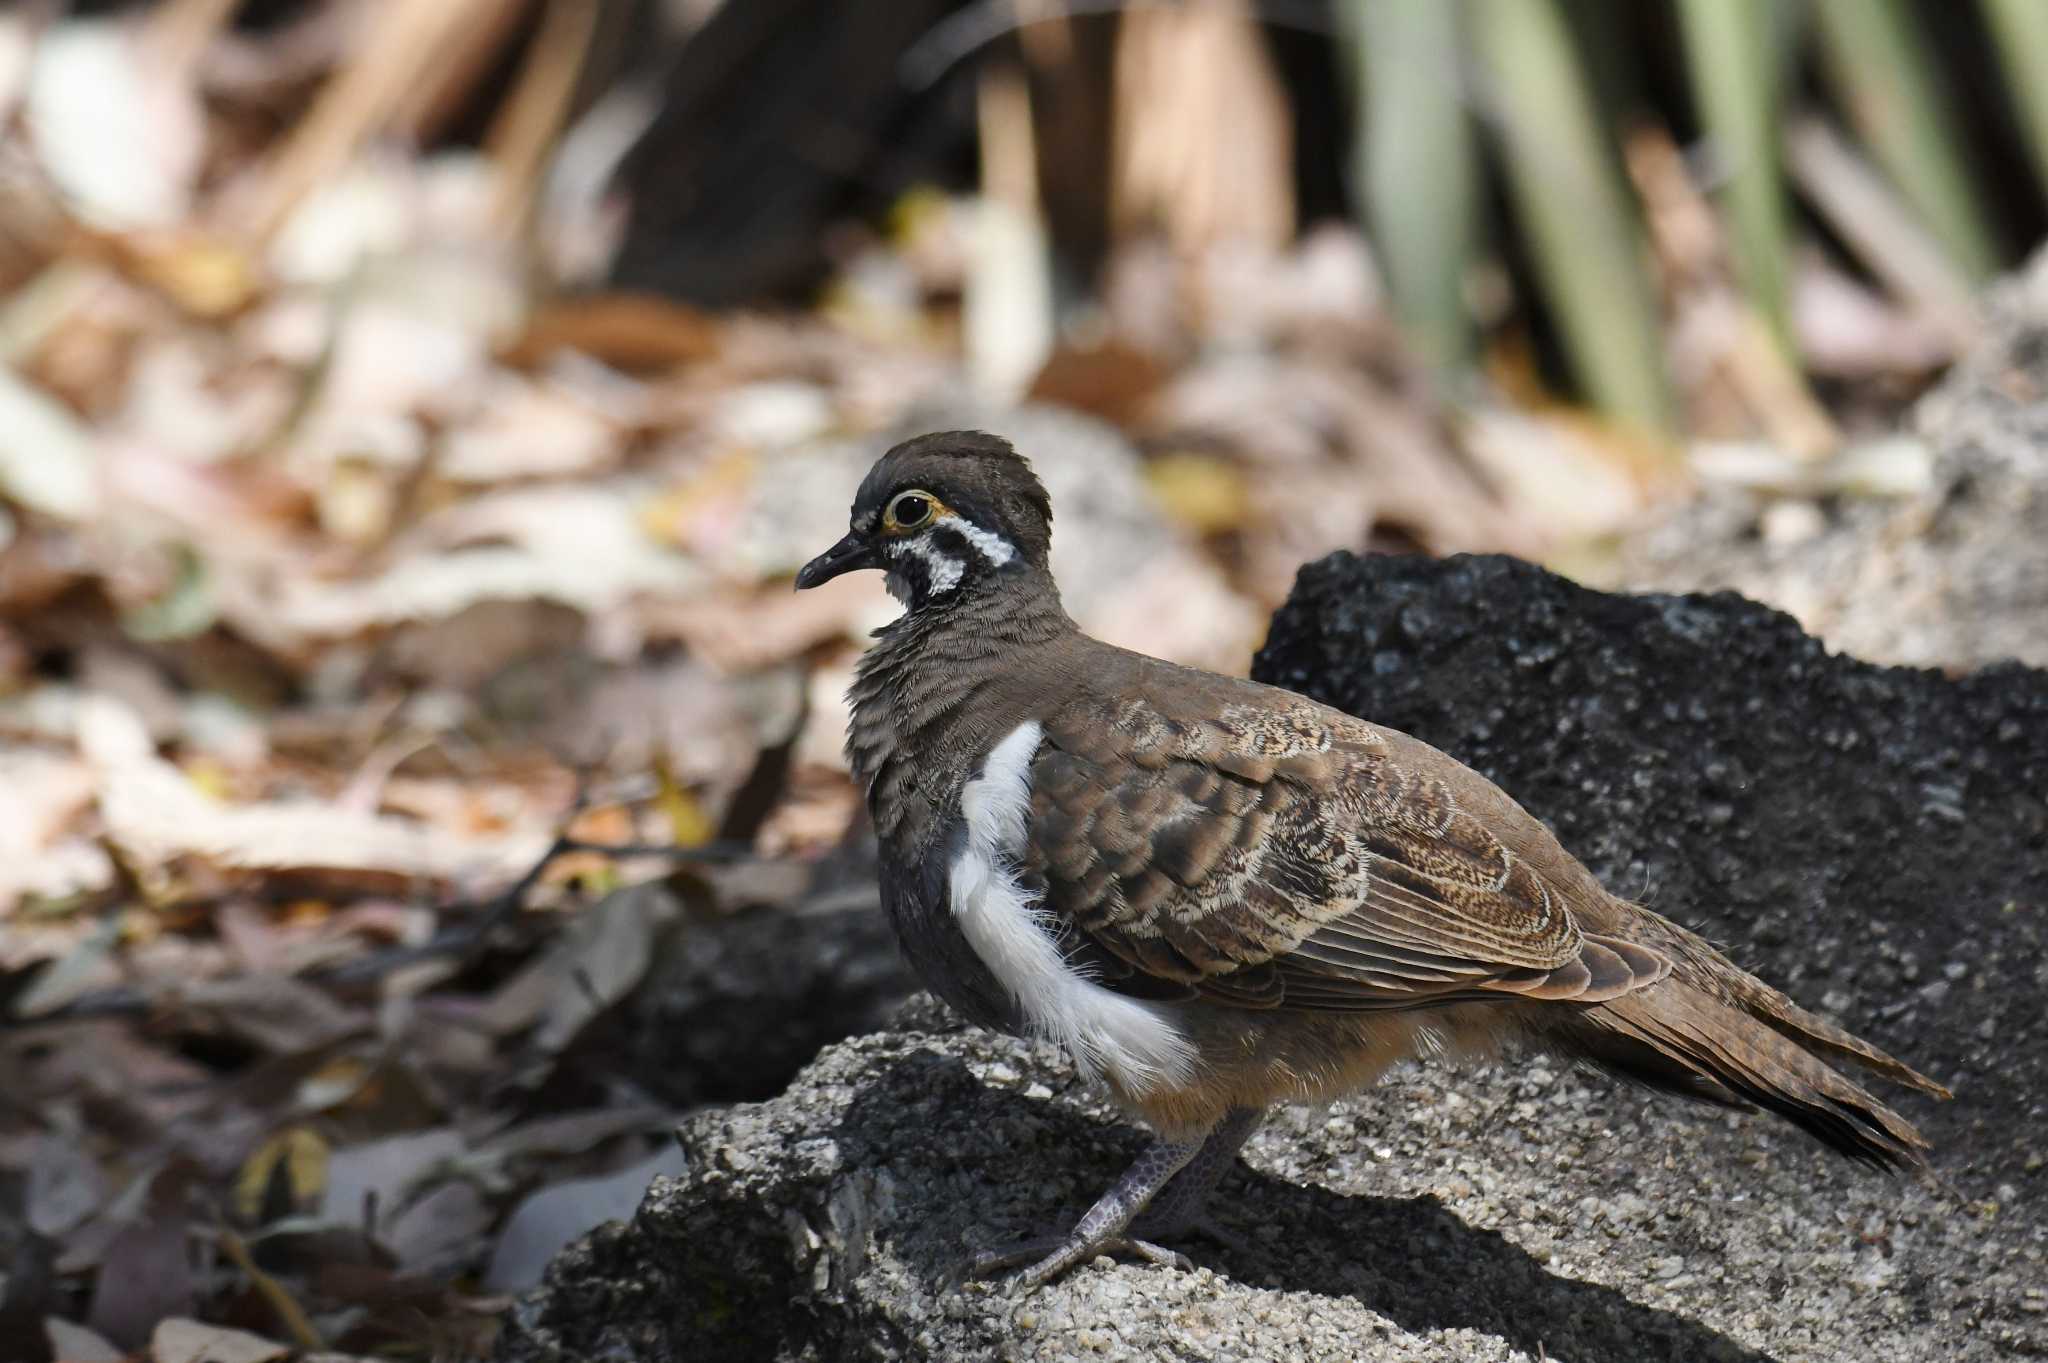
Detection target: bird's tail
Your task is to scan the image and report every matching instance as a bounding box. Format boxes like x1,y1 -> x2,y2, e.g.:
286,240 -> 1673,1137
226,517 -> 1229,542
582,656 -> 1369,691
1555,915 -> 1950,1170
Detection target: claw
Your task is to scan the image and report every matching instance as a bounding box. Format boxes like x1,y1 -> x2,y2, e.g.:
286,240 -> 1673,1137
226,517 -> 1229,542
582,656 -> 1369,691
942,1115 -> 1262,1296
958,1233 -> 1194,1298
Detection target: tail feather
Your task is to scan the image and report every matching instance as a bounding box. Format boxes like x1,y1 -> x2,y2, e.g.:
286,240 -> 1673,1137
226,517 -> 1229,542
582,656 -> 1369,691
1568,983 -> 1942,1169
1715,975 -> 1951,1099
1622,903 -> 1951,1100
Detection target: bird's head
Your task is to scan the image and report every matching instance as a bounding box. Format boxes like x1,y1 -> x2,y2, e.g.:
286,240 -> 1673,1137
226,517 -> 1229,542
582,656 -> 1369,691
795,430 -> 1054,611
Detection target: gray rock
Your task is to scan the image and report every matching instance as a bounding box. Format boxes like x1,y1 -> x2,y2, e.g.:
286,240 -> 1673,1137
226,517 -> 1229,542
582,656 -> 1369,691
501,1005 -> 2029,1362
503,556 -> 2046,1362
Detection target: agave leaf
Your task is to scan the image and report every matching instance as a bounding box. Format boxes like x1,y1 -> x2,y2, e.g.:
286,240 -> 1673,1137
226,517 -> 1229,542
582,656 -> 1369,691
1675,0 -> 1794,359
1811,0 -> 2000,282
1341,0 -> 1478,375
1979,0 -> 2048,199
1466,0 -> 1674,439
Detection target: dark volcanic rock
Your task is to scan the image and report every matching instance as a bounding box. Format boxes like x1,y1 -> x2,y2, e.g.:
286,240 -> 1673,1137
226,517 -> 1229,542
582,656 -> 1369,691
502,559 -> 2048,1363
1253,551 -> 2048,1179
621,896 -> 916,1109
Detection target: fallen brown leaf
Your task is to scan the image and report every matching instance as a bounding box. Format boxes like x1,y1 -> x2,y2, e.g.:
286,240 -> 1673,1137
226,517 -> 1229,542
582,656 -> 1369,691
474,882 -> 673,1050
318,1129 -> 464,1237
498,292 -> 718,372
80,695 -> 551,895
44,1316 -> 123,1363
484,1142 -> 683,1291
150,1317 -> 287,1363
89,1215 -> 195,1349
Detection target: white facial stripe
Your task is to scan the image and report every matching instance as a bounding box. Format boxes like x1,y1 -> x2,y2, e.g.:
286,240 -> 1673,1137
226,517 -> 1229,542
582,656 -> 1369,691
887,535 -> 964,595
951,518 -> 1016,568
950,721 -> 1195,1095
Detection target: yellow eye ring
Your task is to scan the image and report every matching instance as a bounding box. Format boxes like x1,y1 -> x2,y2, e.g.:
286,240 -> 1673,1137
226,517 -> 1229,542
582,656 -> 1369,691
886,489 -> 938,531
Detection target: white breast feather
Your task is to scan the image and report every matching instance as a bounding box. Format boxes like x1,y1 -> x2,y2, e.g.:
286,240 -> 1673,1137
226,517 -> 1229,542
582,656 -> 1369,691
951,721 -> 1195,1094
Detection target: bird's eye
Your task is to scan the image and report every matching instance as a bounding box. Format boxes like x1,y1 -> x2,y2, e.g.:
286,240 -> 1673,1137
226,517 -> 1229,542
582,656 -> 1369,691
887,490 -> 935,530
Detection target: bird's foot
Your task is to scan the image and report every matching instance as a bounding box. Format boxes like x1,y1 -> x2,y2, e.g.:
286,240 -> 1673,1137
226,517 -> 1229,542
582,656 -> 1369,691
959,1231 -> 1194,1297
945,1127 -> 1217,1297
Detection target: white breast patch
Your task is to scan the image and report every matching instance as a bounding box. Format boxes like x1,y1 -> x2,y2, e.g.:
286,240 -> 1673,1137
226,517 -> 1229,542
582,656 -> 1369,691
950,721 -> 1195,1095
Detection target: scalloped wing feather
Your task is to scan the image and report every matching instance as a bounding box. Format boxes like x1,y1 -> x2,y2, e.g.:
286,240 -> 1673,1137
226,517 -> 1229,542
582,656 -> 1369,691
1025,677 -> 1672,1012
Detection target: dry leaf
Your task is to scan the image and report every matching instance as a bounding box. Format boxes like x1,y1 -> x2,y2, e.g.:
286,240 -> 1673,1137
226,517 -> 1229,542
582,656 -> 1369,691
233,1128 -> 329,1222
0,366 -> 98,520
379,1179 -> 492,1275
438,375 -> 621,482
88,1217 -> 194,1349
499,292 -> 718,371
27,20 -> 205,230
484,1143 -> 683,1291
475,1107 -> 676,1162
150,1318 -> 288,1363
113,233 -> 263,320
1460,405 -> 1656,544
1025,338 -> 1168,426
1142,450 -> 1248,536
319,1129 -> 465,1235
12,919 -> 123,1018
262,484 -> 697,642
170,975 -> 366,1055
0,748 -> 106,913
638,572 -> 894,675
80,696 -> 550,892
475,883 -> 674,1048
1,1022 -> 214,1144
12,1133 -> 110,1239
45,1316 -> 123,1363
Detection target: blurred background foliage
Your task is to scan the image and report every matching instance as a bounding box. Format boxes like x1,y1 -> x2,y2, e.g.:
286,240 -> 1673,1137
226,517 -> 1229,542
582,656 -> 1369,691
35,0 -> 2046,456
578,0 -> 2048,451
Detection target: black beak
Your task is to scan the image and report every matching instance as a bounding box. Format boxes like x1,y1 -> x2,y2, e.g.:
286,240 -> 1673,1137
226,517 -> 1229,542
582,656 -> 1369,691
795,531 -> 876,590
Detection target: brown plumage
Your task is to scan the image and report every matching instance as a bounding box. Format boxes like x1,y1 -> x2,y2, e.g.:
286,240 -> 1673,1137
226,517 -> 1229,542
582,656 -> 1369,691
797,430 -> 1949,1292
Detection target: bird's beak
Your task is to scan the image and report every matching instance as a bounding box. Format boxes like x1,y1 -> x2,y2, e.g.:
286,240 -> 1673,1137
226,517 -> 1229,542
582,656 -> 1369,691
795,531 -> 877,590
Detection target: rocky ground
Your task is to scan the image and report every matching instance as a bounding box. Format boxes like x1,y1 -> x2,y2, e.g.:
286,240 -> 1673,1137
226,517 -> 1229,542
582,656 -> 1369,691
497,550 -> 2045,1363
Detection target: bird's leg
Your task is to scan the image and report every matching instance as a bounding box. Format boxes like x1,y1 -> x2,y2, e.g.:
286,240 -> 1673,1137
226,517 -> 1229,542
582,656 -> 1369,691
966,1130 -> 1206,1294
1130,1105 -> 1262,1250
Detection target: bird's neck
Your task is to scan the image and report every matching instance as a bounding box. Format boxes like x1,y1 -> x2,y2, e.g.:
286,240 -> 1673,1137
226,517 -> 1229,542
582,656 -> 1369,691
847,569 -> 1073,854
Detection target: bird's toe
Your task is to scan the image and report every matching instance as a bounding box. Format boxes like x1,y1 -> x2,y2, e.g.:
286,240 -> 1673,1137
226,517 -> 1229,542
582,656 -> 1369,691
951,1231 -> 1195,1297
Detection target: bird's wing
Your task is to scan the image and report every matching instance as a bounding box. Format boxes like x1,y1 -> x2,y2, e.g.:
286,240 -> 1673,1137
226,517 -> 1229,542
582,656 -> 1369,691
1025,673 -> 1668,1011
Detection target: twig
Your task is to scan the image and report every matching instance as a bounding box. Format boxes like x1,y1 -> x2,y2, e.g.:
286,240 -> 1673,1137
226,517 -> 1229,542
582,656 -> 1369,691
310,828 -> 757,988
233,0 -> 499,242
485,0 -> 602,236
218,1226 -> 327,1351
